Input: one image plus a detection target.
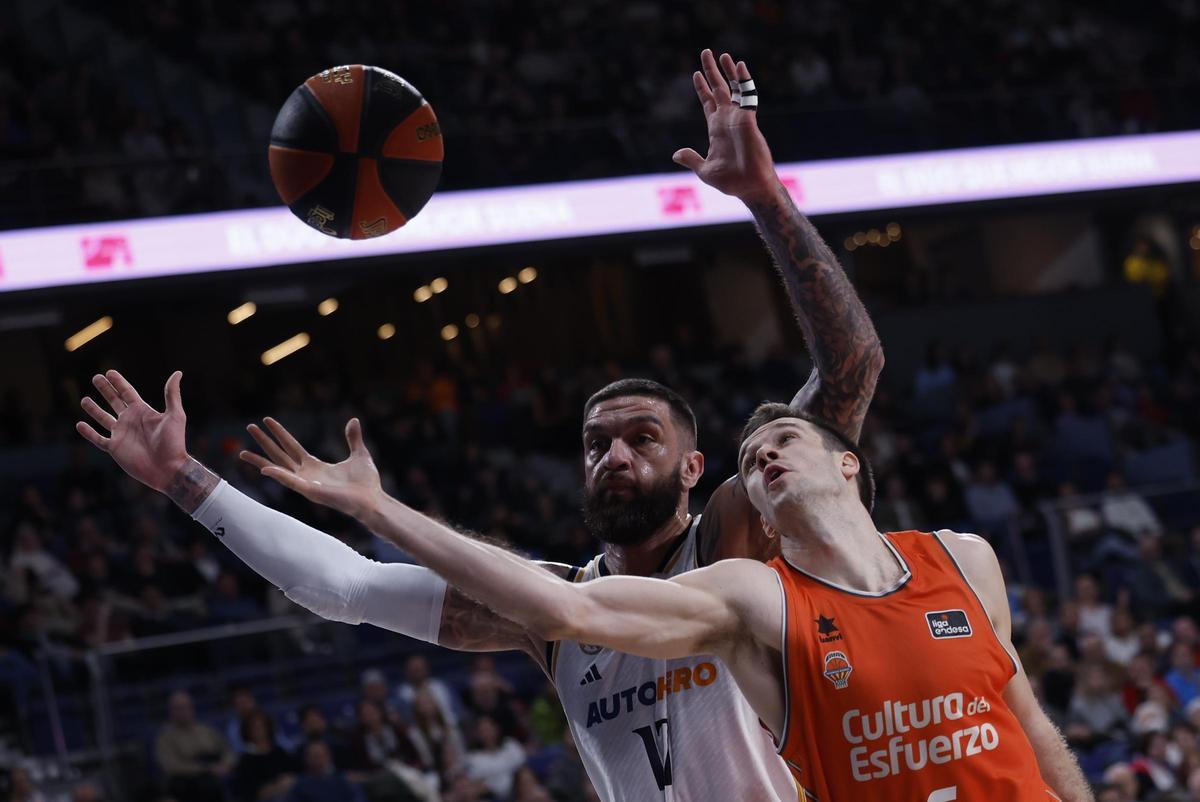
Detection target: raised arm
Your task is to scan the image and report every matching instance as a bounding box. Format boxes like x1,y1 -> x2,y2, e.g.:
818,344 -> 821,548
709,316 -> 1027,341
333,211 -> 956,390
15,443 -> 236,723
673,50 -> 883,442
76,370 -> 552,663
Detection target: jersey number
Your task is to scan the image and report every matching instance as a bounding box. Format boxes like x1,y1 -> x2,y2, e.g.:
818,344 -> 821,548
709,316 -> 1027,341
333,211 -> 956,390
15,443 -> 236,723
927,787 -> 958,802
632,718 -> 672,790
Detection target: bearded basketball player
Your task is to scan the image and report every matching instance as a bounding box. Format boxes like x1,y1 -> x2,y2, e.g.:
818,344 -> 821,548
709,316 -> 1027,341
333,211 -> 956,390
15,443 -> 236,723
77,50 -> 884,801
221,409 -> 1094,802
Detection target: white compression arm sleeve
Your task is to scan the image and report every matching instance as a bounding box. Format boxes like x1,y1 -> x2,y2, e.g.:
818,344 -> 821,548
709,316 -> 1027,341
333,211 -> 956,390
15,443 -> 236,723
190,480 -> 447,643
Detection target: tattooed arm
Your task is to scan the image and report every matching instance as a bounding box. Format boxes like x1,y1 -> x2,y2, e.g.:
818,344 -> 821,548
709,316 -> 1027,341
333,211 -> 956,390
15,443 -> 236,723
746,185 -> 884,440
674,50 -> 883,565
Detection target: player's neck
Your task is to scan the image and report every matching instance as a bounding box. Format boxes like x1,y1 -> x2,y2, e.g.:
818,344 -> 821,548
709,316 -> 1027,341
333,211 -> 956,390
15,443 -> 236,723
601,502 -> 692,577
778,500 -> 901,593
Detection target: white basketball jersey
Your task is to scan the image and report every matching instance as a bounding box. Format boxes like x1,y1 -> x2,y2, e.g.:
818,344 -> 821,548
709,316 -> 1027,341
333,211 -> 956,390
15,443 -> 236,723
549,517 -> 797,802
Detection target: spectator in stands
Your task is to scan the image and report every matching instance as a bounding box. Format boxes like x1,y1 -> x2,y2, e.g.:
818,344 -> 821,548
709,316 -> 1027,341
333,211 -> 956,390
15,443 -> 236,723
1131,731 -> 1179,796
1101,472 -> 1163,538
1167,641 -> 1200,709
344,699 -> 433,802
7,522 -> 79,602
1075,574 -> 1113,639
207,571 -> 264,625
397,655 -> 458,727
4,766 -> 45,802
1104,607 -> 1141,666
510,766 -> 553,802
408,687 -> 464,783
964,460 -> 1020,535
286,741 -> 363,802
224,686 -> 260,753
464,657 -> 521,740
543,726 -> 587,802
69,782 -> 102,802
1067,663 -> 1129,748
155,689 -> 235,802
231,710 -> 295,802
1100,762 -> 1139,802
360,669 -> 401,724
1127,535 -> 1194,619
463,716 -> 525,800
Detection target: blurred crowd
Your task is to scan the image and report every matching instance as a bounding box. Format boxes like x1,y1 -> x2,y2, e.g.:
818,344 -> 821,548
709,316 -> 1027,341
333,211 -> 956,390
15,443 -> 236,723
2,0 -> 1199,225
3,326 -> 1200,798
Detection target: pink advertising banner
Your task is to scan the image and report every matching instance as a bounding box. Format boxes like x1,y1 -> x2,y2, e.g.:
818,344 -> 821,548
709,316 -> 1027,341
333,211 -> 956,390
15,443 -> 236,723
1,130 -> 1198,294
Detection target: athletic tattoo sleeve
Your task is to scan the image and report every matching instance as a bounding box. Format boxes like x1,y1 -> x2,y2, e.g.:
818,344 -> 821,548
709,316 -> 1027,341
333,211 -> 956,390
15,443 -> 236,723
745,184 -> 885,443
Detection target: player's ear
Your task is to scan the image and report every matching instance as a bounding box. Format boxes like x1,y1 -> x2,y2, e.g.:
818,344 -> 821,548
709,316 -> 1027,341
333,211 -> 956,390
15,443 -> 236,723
841,450 -> 860,482
680,449 -> 704,489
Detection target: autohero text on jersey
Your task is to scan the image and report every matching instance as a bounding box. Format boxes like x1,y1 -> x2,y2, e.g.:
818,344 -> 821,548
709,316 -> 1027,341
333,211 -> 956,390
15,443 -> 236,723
841,692 -> 1000,782
586,661 -> 719,728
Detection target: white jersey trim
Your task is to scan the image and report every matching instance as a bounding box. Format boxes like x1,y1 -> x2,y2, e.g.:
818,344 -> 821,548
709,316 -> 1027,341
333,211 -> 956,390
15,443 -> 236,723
774,567 -> 791,755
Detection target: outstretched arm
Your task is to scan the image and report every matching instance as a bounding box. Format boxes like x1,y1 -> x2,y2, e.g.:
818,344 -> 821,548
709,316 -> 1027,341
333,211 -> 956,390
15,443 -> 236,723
673,49 -> 884,443
250,415 -> 761,660
76,370 -> 551,661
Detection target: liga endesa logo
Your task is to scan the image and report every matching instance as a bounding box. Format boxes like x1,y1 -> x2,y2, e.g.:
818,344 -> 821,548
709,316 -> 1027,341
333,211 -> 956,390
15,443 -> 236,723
841,692 -> 999,782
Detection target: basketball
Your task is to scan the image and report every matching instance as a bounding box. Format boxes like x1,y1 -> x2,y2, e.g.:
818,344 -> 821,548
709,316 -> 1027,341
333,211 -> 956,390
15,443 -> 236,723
268,65 -> 443,240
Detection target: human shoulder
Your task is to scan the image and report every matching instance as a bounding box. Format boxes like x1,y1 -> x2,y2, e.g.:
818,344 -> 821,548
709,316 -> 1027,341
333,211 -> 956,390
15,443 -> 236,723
933,529 -> 1007,624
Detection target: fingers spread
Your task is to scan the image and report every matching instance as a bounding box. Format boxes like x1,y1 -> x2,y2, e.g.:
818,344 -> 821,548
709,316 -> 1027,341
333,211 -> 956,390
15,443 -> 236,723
700,49 -> 731,105
246,423 -> 298,470
76,421 -> 111,451
81,396 -> 117,431
105,370 -> 145,409
92,374 -> 125,412
263,416 -> 311,464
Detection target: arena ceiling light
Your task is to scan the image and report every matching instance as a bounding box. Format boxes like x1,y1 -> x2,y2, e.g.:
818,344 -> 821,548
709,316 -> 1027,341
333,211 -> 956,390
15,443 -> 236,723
430,277 -> 448,294
518,266 -> 538,284
498,277 -> 517,294
227,302 -> 257,325
65,316 -> 113,352
377,323 -> 396,340
261,333 -> 309,365
441,324 -> 459,341
317,298 -> 339,316
414,285 -> 433,303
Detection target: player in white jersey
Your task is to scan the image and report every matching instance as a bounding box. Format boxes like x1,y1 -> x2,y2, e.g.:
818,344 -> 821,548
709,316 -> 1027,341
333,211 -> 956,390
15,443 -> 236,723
77,49 -> 883,801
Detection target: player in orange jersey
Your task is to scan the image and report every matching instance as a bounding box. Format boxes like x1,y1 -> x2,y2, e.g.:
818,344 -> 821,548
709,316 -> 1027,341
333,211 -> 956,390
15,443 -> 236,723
226,400 -> 1093,801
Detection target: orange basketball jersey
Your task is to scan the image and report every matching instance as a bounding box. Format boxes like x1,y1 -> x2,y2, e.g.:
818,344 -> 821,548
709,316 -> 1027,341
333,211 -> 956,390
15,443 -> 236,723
768,530 -> 1058,802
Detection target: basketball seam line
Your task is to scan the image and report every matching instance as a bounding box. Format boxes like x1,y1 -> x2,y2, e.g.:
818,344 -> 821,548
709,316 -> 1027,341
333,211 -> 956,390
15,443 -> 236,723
295,85 -> 340,153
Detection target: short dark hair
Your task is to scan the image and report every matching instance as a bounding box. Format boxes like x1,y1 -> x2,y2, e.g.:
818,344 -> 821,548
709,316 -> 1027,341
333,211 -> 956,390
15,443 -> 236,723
739,402 -> 875,511
583,378 -> 698,448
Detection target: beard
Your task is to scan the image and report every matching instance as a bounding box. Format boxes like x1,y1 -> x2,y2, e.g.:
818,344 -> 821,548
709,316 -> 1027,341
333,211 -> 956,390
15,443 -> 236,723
582,466 -> 684,546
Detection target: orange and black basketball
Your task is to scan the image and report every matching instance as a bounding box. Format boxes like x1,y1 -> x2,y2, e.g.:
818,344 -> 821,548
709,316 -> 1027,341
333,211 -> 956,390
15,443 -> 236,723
268,65 -> 443,239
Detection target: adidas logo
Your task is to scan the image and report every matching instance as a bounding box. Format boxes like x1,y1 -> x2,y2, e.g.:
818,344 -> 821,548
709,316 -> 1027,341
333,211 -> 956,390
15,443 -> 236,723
579,664 -> 603,686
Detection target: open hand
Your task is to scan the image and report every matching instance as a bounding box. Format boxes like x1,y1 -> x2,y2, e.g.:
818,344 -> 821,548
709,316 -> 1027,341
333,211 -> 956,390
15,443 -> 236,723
240,416 -> 381,521
76,370 -> 189,493
672,49 -> 778,203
